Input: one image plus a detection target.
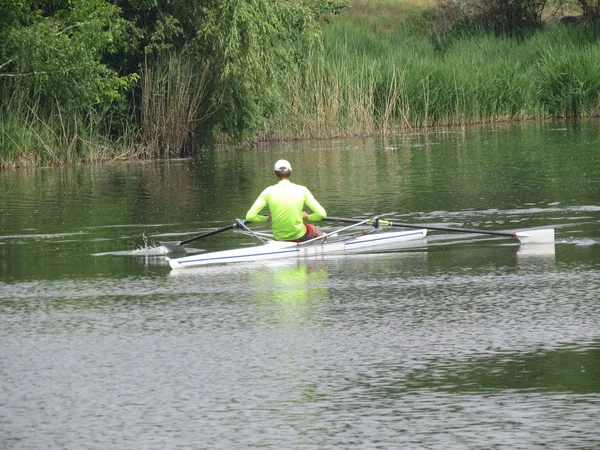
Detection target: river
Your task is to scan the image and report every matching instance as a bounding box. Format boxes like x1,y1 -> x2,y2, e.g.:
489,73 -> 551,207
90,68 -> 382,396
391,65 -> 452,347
1,120 -> 599,449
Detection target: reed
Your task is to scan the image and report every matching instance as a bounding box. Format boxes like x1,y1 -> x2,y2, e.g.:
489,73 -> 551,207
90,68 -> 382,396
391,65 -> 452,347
137,49 -> 211,158
267,20 -> 600,140
0,88 -> 134,168
1,47 -> 213,167
1,88 -> 81,167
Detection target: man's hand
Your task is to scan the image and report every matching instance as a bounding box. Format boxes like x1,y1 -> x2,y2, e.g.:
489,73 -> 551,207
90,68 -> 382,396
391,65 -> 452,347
302,211 -> 309,220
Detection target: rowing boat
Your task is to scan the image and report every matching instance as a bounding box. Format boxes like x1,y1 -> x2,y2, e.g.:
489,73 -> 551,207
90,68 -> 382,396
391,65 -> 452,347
166,224 -> 427,270
163,214 -> 555,270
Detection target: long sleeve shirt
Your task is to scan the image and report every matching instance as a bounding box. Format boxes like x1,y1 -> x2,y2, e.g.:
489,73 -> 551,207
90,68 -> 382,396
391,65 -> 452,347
246,179 -> 326,241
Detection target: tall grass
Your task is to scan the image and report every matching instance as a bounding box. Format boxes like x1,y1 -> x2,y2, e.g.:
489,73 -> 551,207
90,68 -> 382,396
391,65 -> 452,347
1,49 -> 211,167
266,21 -> 600,140
0,87 -> 131,167
138,50 -> 211,158
337,0 -> 436,32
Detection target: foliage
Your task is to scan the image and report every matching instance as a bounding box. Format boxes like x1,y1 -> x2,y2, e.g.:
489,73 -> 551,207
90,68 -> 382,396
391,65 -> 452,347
1,0 -> 138,113
0,0 -> 140,166
190,0 -> 324,145
2,0 -> 600,165
305,0 -> 351,20
1,0 -> 348,158
431,0 -> 548,49
104,0 -> 350,146
577,0 -> 600,21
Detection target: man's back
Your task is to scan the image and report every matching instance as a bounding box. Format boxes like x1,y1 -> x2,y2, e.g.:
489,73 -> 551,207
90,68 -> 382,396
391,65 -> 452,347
246,179 -> 326,241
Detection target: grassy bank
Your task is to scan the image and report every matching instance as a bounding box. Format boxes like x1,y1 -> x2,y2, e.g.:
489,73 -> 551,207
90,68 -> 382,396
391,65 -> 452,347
0,96 -> 126,167
265,15 -> 600,140
2,1 -> 599,166
0,51 -> 205,167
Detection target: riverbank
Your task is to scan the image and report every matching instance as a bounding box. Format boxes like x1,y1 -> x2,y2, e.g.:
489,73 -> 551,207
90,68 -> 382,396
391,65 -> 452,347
261,2 -> 600,140
1,1 -> 599,168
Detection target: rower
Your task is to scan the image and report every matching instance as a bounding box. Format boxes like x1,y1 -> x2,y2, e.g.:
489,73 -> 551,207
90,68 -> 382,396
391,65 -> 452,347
245,159 -> 327,242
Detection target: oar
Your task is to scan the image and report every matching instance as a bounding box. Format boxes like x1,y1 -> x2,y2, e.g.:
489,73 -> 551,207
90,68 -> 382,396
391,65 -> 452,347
160,216 -> 271,252
160,222 -> 239,253
325,217 -> 555,244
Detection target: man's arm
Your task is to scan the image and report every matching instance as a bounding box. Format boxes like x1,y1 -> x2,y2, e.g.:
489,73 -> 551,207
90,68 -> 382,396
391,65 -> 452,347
304,189 -> 326,221
246,191 -> 269,223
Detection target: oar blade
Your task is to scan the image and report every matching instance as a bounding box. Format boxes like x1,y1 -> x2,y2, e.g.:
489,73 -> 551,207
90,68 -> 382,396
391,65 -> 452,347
514,229 -> 555,244
159,241 -> 187,253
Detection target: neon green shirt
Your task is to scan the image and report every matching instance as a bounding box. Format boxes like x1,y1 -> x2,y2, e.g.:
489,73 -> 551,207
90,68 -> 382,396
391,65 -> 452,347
246,179 -> 327,241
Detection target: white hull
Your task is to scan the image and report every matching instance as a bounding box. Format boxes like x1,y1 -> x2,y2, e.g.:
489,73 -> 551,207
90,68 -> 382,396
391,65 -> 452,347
167,229 -> 427,269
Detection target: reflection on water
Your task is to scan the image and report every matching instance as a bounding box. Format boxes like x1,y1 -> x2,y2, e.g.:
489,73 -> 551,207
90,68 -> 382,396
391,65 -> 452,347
0,121 -> 599,448
251,263 -> 329,304
516,243 -> 556,265
1,243 -> 599,448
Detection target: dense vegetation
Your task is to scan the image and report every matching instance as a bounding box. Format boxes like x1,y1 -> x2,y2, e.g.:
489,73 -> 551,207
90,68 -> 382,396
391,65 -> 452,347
1,0 -> 599,167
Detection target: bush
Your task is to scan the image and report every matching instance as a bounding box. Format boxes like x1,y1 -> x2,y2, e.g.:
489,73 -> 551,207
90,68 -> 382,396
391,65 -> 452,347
431,0 -> 548,50
576,0 -> 600,33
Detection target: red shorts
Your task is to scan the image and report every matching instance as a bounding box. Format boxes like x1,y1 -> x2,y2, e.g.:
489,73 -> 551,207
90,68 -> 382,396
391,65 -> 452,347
291,224 -> 317,242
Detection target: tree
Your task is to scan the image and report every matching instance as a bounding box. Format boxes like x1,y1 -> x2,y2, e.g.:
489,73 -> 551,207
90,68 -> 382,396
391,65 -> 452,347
111,0 -> 349,145
1,0 -> 138,114
189,0 -> 316,144
1,0 -> 350,155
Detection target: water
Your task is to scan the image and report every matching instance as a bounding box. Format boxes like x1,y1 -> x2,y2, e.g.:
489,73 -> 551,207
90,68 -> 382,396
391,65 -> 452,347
1,121 -> 599,449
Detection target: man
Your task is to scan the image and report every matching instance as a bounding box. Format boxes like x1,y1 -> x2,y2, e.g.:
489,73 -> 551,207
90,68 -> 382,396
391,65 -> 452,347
246,159 -> 327,242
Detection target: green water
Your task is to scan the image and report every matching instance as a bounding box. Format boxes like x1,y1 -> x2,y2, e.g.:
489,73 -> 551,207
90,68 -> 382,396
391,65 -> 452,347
1,120 -> 599,448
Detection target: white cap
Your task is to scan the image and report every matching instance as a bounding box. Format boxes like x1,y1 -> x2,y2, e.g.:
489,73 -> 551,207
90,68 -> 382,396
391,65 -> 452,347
274,159 -> 292,171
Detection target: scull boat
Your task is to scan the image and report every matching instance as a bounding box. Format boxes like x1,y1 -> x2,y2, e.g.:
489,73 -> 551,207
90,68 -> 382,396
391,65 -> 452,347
163,214 -> 555,270
166,217 -> 427,270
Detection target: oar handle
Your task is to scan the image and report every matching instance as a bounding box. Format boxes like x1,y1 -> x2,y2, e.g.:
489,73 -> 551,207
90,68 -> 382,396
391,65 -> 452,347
325,217 -> 516,238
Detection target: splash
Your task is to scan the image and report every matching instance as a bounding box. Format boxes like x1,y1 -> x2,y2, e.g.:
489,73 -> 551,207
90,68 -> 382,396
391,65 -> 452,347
133,233 -> 172,254
92,233 -> 172,256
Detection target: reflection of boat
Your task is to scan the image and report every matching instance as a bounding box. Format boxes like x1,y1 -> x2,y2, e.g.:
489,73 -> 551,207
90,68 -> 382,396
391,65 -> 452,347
167,226 -> 427,269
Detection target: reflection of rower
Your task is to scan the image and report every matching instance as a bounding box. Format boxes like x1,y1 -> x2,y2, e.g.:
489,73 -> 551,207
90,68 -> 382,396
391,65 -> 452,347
250,264 -> 329,322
